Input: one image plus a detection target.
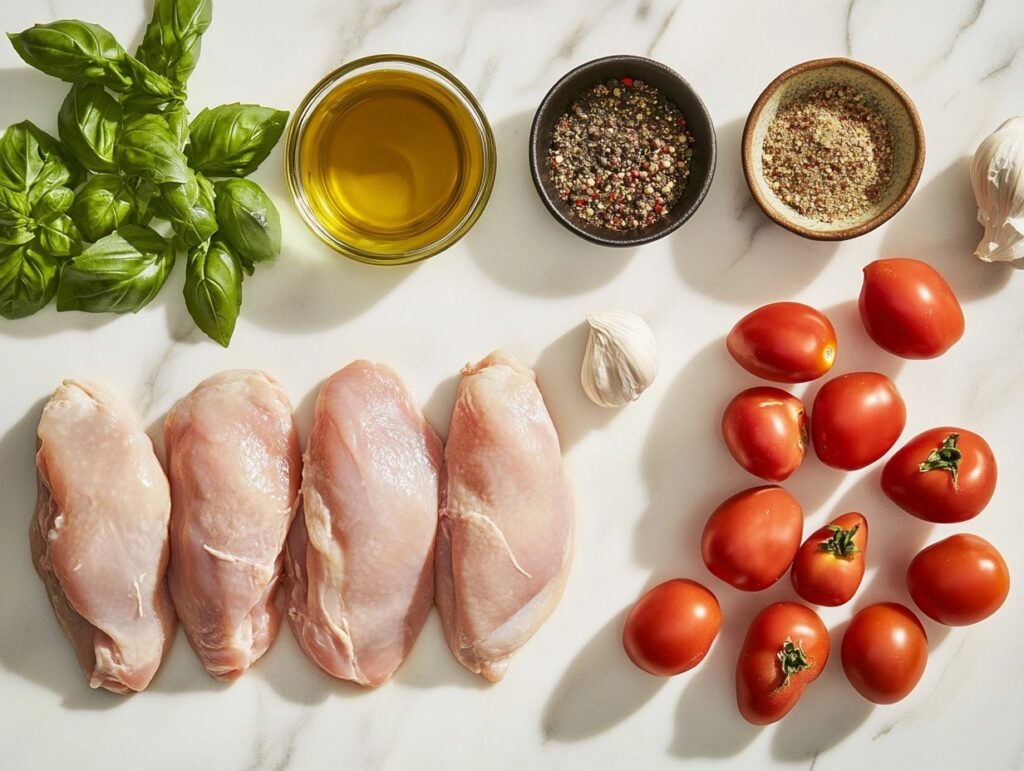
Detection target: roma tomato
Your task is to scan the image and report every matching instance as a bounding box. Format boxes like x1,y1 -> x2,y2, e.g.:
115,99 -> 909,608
881,427 -> 997,523
790,512 -> 867,606
701,486 -> 803,591
907,534 -> 1010,625
722,387 -> 808,482
859,258 -> 965,359
622,579 -> 722,676
811,372 -> 906,470
736,602 -> 829,725
841,603 -> 928,704
727,302 -> 837,383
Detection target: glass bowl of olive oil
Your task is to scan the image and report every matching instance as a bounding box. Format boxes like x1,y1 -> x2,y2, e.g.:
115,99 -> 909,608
286,55 -> 496,265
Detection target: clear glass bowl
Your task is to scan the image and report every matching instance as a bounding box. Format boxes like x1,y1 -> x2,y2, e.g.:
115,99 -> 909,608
285,55 -> 496,265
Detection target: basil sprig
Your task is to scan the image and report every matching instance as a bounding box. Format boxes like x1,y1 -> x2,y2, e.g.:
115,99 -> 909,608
2,1 -> 289,344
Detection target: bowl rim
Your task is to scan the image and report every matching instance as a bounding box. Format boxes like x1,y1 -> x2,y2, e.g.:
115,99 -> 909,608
741,56 -> 925,242
528,54 -> 717,248
284,53 -> 497,266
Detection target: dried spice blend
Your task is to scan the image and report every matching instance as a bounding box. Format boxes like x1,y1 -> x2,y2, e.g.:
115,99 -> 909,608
761,84 -> 894,222
548,78 -> 695,231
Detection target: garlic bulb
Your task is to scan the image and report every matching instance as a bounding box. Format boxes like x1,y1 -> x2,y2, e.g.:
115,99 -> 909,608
581,310 -> 658,408
971,116 -> 1024,267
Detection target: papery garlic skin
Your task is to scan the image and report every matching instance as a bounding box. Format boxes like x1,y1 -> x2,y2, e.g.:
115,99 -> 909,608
972,116 -> 1024,267
581,310 -> 659,408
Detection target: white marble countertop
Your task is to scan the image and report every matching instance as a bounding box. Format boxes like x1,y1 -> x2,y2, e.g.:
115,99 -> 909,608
2,0 -> 1022,769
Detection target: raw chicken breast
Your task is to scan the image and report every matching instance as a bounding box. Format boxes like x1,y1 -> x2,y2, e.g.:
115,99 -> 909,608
31,380 -> 175,694
436,351 -> 574,682
286,361 -> 442,686
165,370 -> 301,680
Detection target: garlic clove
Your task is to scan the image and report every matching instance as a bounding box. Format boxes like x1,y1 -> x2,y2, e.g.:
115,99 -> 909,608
581,310 -> 659,408
971,116 -> 1024,267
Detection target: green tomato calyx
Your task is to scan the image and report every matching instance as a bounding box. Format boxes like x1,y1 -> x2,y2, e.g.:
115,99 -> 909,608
919,433 -> 962,491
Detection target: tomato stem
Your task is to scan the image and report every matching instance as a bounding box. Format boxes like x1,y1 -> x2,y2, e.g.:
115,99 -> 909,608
818,524 -> 860,559
777,637 -> 811,688
919,433 -> 962,491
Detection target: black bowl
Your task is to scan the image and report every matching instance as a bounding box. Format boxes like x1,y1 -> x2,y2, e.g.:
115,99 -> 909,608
529,55 -> 717,248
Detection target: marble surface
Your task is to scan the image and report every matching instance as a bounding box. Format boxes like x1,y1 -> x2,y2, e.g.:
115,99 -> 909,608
1,0 -> 1023,769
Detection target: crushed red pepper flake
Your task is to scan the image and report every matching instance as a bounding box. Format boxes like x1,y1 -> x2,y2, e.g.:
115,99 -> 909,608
548,77 -> 695,231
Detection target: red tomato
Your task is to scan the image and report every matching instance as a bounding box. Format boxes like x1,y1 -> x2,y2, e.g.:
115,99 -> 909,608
622,579 -> 722,676
736,602 -> 829,725
859,258 -> 965,359
907,534 -> 1010,626
881,427 -> 997,523
790,512 -> 867,606
701,486 -> 803,591
727,302 -> 837,383
722,387 -> 808,482
841,603 -> 928,704
811,372 -> 906,470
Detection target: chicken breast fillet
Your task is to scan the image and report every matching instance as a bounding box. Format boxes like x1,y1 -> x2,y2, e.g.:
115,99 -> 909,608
286,361 -> 442,687
436,351 -> 574,682
165,370 -> 301,681
31,380 -> 175,694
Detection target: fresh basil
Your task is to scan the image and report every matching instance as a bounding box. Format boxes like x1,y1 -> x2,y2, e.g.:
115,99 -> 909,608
33,186 -> 75,217
8,21 -> 133,91
214,178 -> 280,263
184,237 -> 241,346
0,187 -> 31,224
117,113 -> 190,184
37,212 -> 81,258
8,21 -> 178,101
154,169 -> 217,247
57,83 -> 121,173
136,0 -> 213,88
57,225 -> 174,313
164,102 -> 190,148
70,174 -> 137,242
0,241 -> 60,319
186,103 -> 288,177
0,226 -> 36,248
0,121 -> 82,204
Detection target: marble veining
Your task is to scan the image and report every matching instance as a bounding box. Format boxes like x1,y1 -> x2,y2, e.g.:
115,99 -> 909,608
1,0 -> 1022,770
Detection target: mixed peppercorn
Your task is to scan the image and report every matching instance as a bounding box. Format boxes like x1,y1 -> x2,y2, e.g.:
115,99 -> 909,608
548,78 -> 695,231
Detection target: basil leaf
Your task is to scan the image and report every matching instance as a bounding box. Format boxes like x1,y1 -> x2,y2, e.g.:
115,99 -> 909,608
117,113 -> 190,183
136,0 -> 213,87
57,225 -> 174,313
214,178 -> 280,263
58,83 -> 121,173
123,55 -> 179,101
0,121 -> 83,201
7,21 -> 133,91
164,102 -> 190,148
32,186 -> 74,217
184,237 -> 241,346
186,103 -> 289,177
0,226 -> 36,248
0,186 -> 31,225
70,174 -> 138,242
37,212 -> 81,258
172,172 -> 217,248
0,241 -> 59,319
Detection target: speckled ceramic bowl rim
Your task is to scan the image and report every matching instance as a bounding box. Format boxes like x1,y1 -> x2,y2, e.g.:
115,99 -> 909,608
529,55 -> 717,248
741,57 -> 925,241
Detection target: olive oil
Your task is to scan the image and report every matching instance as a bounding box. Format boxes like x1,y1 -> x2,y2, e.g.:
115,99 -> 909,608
296,67 -> 489,260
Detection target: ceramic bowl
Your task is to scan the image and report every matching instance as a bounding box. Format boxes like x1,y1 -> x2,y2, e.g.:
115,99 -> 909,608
742,57 -> 925,241
529,55 -> 716,248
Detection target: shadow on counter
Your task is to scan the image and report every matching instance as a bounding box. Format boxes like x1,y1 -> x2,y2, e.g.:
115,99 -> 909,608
672,118 -> 838,306
542,606 -> 665,741
464,110 -> 635,297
